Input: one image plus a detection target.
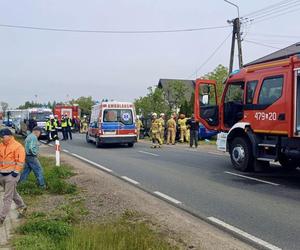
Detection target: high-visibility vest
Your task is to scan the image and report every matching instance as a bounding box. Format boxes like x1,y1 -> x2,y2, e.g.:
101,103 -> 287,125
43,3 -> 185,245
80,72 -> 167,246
0,137 -> 25,174
46,119 -> 58,131
61,118 -> 67,128
61,118 -> 72,128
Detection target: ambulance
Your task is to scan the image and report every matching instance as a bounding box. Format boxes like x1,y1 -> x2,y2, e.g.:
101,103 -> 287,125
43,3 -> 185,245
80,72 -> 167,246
86,101 -> 137,147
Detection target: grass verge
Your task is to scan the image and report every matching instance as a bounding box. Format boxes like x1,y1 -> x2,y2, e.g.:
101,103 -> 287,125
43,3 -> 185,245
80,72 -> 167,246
13,156 -> 177,250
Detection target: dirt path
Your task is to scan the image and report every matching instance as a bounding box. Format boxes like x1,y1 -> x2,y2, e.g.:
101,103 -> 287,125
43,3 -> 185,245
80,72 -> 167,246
40,145 -> 254,250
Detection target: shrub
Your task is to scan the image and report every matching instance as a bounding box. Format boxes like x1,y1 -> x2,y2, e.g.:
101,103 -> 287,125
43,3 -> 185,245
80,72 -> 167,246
18,219 -> 71,241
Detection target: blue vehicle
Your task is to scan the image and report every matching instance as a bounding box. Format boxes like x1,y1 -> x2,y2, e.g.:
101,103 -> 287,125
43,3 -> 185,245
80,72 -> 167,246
198,123 -> 218,140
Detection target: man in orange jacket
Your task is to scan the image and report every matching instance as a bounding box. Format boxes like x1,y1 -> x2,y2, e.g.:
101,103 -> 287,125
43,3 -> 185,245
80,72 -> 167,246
0,128 -> 26,224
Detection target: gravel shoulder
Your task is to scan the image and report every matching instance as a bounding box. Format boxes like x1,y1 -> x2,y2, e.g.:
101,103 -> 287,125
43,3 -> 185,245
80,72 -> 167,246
40,145 -> 254,250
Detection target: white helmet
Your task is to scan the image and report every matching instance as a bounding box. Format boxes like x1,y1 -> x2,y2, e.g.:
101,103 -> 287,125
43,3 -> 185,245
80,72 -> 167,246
160,113 -> 165,117
152,112 -> 157,117
136,115 -> 140,119
49,114 -> 54,119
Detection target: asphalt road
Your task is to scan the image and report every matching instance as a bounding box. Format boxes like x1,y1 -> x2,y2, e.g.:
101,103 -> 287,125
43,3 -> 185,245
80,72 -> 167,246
56,133 -> 300,250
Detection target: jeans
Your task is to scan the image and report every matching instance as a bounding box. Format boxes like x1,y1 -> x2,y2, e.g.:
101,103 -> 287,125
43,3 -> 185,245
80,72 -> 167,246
20,156 -> 45,187
190,130 -> 199,147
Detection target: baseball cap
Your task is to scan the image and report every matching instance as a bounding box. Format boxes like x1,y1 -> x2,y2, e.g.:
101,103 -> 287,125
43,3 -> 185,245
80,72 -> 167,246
0,128 -> 13,137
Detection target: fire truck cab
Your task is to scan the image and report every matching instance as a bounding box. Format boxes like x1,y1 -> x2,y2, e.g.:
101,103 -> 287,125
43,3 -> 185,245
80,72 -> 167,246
195,55 -> 300,171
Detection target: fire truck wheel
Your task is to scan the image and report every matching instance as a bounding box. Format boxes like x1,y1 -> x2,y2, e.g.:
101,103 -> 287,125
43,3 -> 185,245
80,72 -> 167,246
128,142 -> 134,147
230,137 -> 254,172
278,155 -> 298,170
86,133 -> 92,143
95,137 -> 102,148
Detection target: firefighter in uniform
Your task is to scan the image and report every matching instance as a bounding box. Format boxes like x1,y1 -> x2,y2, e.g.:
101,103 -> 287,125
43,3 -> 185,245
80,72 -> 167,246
150,113 -> 162,148
167,114 -> 176,145
158,113 -> 165,143
46,115 -> 58,142
136,116 -> 143,141
80,116 -> 88,134
178,114 -> 188,143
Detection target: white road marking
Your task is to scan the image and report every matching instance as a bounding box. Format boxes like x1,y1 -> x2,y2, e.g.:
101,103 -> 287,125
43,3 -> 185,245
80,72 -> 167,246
207,217 -> 282,250
40,140 -> 47,144
48,144 -> 54,147
225,171 -> 280,186
154,191 -> 182,205
63,149 -> 69,153
71,153 -> 113,173
138,151 -> 159,157
121,176 -> 140,185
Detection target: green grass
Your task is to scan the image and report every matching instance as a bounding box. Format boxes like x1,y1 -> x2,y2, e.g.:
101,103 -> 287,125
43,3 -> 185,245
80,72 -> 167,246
17,156 -> 77,196
14,213 -> 176,250
64,218 -> 176,250
13,155 -> 178,250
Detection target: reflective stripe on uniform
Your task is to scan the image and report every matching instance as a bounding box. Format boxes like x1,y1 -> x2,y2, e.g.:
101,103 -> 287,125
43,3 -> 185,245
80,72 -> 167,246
0,161 -> 24,166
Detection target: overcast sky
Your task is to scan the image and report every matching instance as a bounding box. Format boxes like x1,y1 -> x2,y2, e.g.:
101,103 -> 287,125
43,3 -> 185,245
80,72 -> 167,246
0,0 -> 299,108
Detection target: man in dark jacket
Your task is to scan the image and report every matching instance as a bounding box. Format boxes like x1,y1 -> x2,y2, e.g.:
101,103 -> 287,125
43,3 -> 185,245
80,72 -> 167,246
187,114 -> 200,148
27,117 -> 37,133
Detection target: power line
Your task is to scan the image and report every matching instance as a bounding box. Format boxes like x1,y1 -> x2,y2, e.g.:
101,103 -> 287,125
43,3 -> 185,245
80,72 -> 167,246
250,1 -> 300,20
251,6 -> 300,24
243,0 -> 298,18
244,39 -> 285,50
247,32 -> 300,39
188,32 -> 232,79
0,23 -> 230,34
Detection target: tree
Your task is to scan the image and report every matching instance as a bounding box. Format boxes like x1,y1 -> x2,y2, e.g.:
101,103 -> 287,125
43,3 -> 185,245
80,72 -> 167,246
164,80 -> 189,112
0,102 -> 8,114
203,64 -> 228,101
70,96 -> 95,116
18,101 -> 47,109
134,87 -> 169,118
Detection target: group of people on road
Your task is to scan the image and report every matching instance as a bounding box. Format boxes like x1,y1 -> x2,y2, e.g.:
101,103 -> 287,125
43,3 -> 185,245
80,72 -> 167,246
136,112 -> 200,148
44,114 -> 89,142
0,126 -> 45,224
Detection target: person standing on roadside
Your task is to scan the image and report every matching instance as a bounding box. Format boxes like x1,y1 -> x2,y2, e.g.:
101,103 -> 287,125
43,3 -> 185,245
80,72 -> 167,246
46,115 -> 58,142
167,115 -> 176,145
158,113 -> 166,144
27,116 -> 37,133
20,127 -> 46,188
61,114 -> 68,140
136,116 -> 143,141
0,128 -> 26,224
187,114 -> 200,148
65,114 -> 73,140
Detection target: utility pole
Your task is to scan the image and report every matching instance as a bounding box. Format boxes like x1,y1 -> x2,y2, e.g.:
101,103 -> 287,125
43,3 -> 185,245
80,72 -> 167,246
224,0 -> 243,73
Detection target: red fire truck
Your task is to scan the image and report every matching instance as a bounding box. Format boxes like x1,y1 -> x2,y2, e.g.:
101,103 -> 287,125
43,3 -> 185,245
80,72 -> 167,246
195,55 -> 300,172
54,104 -> 81,121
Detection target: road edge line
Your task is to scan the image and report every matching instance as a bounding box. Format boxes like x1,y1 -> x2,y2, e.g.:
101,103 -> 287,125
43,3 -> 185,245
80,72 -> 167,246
208,217 -> 282,250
